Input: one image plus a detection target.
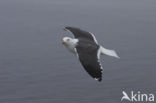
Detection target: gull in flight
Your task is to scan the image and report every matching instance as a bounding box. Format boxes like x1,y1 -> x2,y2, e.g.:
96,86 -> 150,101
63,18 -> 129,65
62,26 -> 120,81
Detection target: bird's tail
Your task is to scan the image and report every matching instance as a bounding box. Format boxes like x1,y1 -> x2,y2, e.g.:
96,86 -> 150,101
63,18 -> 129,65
100,46 -> 120,58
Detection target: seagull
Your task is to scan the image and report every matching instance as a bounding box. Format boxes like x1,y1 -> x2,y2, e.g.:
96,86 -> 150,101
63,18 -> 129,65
62,26 -> 120,81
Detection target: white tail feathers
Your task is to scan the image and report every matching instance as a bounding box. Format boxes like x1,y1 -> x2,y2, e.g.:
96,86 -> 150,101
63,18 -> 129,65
100,46 -> 120,58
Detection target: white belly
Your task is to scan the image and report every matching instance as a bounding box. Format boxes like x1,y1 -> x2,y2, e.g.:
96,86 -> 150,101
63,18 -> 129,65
65,45 -> 77,53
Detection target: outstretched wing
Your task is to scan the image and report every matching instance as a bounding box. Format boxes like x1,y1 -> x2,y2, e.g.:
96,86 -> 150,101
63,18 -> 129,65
76,40 -> 103,81
64,26 -> 98,44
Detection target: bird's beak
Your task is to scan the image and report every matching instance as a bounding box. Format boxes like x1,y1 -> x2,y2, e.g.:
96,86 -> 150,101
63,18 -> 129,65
62,41 -> 66,45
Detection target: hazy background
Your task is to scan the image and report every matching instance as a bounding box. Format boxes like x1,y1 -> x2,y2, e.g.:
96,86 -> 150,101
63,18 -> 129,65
0,0 -> 156,103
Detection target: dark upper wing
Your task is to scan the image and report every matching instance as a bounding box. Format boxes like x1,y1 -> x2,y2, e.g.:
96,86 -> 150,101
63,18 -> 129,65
64,26 -> 98,44
76,40 -> 102,81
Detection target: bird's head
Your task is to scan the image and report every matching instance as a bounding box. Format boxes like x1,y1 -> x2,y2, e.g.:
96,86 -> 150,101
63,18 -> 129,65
62,37 -> 78,47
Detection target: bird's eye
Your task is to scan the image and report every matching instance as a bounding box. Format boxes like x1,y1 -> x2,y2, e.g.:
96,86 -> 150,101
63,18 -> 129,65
67,39 -> 70,41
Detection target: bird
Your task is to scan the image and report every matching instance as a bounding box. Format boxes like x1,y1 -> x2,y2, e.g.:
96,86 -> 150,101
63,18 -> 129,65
62,26 -> 120,82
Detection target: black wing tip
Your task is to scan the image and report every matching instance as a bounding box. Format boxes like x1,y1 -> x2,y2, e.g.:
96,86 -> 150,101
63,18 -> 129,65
63,26 -> 68,31
64,26 -> 71,28
95,77 -> 102,82
64,26 -> 81,31
64,26 -> 73,30
98,78 -> 102,82
63,26 -> 73,31
64,26 -> 69,29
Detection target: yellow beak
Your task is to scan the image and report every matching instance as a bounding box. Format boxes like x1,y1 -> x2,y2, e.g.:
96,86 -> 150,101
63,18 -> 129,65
62,41 -> 66,45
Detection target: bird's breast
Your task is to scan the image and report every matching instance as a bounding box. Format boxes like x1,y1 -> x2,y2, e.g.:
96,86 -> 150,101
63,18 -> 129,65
65,45 -> 77,54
